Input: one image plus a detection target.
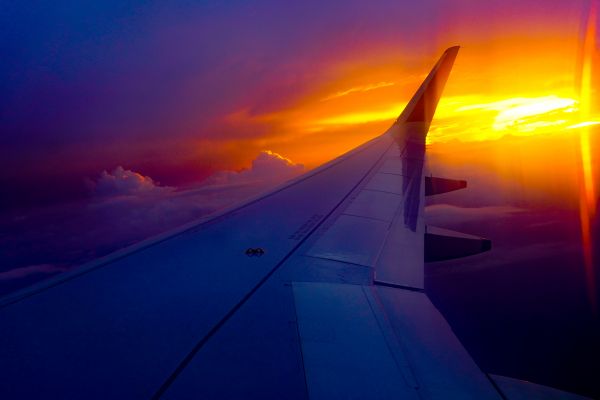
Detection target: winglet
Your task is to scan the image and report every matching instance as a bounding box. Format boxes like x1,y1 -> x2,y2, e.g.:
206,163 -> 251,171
396,46 -> 459,126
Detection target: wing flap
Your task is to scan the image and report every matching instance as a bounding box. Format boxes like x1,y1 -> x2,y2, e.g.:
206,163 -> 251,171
292,282 -> 419,400
377,286 -> 502,399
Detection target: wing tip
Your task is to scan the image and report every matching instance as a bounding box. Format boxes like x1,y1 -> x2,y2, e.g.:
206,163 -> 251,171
443,45 -> 460,63
397,45 -> 460,125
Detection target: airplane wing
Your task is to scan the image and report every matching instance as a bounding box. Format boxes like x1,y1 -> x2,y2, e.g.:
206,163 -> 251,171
0,47 -> 589,399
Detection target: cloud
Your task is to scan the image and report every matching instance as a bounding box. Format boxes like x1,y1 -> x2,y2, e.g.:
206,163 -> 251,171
425,204 -> 524,226
424,202 -> 585,275
426,240 -> 582,276
205,150 -> 304,185
88,166 -> 173,197
321,81 -> 396,101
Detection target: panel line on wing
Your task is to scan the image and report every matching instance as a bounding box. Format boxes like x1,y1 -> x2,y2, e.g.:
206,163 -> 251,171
292,282 -> 420,399
373,280 -> 425,293
361,285 -> 420,389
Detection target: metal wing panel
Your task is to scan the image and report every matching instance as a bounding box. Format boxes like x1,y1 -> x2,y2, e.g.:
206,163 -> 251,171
305,214 -> 390,267
160,276 -> 308,400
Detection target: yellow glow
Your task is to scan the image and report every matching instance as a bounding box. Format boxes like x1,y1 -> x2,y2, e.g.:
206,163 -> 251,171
491,97 -> 576,130
315,104 -> 403,125
307,94 -> 581,145
567,121 -> 600,129
427,94 -> 581,143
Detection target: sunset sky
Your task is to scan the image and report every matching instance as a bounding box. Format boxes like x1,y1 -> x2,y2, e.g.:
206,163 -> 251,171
1,0 -> 599,397
1,0 -> 597,206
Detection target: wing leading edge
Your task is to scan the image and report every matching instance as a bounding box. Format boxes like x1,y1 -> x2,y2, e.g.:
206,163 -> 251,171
0,47 -> 588,400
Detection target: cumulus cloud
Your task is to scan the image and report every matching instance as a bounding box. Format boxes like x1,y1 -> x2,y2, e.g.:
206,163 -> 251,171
206,150 -> 304,185
79,150 -> 304,245
88,166 -> 173,197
